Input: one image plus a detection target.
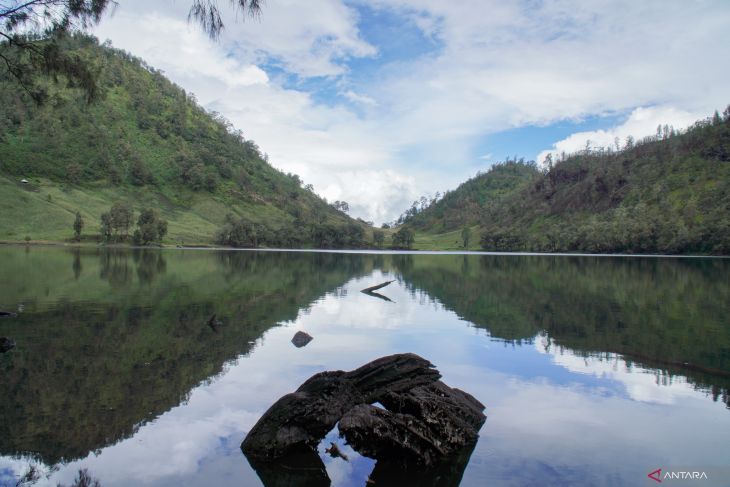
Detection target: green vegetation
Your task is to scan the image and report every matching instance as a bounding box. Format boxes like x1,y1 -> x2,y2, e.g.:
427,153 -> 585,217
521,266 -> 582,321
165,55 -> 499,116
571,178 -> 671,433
0,35 -> 364,246
391,226 -> 415,249
216,213 -> 367,249
399,110 -> 730,254
132,208 -> 168,245
398,159 -> 539,232
373,230 -> 385,248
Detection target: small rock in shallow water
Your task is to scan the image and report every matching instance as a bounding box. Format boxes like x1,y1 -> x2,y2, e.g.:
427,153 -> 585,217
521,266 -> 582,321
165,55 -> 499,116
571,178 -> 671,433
291,331 -> 313,348
1,337 -> 16,353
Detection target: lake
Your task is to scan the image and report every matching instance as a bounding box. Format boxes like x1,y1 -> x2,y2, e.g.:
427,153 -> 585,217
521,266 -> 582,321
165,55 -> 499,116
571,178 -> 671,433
0,246 -> 729,487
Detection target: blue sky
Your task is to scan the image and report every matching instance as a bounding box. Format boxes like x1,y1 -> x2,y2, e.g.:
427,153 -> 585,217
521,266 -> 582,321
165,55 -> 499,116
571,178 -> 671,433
94,0 -> 730,224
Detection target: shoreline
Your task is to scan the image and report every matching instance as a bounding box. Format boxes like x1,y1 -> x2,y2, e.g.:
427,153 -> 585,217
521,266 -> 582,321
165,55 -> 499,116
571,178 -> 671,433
1,240 -> 727,258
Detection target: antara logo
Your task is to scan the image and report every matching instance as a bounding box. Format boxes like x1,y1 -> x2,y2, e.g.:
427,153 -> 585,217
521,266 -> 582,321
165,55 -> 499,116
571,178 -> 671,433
648,468 -> 709,483
648,469 -> 662,483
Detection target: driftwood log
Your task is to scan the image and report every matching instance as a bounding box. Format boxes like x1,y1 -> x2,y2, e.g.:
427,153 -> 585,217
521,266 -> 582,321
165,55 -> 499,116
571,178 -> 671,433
361,280 -> 396,302
241,353 -> 486,485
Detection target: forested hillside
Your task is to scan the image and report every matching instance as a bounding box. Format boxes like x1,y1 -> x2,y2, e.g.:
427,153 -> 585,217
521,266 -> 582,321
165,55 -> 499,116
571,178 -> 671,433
401,160 -> 539,232
0,34 -> 364,247
401,110 -> 730,254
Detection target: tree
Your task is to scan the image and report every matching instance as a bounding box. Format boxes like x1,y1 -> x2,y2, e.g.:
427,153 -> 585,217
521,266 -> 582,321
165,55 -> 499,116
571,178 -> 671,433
392,227 -> 415,249
129,159 -> 152,186
373,230 -> 385,248
461,227 -> 471,248
331,200 -> 350,213
134,207 -> 168,245
712,110 -> 722,125
1,1 -> 262,101
109,201 -> 133,239
100,212 -> 112,241
73,211 -> 84,241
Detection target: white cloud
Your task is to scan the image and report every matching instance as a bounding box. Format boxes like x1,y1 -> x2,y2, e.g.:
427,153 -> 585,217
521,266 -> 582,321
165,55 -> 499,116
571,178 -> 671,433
217,0 -> 377,78
536,105 -> 705,164
343,90 -> 378,107
534,334 -> 710,406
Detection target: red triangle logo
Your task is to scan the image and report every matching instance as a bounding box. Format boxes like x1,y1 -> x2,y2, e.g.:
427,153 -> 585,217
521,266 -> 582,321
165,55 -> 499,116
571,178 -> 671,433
648,468 -> 662,483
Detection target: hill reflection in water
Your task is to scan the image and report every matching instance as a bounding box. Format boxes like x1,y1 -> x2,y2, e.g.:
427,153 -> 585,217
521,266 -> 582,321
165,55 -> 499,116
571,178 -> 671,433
0,248 -> 727,487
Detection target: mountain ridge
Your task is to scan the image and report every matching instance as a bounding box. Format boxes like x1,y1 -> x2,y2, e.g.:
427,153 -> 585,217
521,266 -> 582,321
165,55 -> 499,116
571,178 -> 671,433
400,109 -> 730,254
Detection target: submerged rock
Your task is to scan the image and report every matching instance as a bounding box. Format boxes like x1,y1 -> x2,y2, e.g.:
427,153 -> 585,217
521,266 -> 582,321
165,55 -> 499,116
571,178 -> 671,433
291,331 -> 313,348
241,353 -> 485,470
325,442 -> 349,461
1,337 -> 16,353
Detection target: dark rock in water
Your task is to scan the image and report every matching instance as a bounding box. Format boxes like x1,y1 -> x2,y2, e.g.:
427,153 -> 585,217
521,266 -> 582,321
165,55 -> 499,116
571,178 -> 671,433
241,353 -> 485,473
0,310 -> 17,318
339,381 -> 485,466
1,337 -> 16,353
291,331 -> 313,348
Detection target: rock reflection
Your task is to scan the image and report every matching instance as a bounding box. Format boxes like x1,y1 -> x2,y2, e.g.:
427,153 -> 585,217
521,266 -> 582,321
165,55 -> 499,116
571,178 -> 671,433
244,442 -> 476,487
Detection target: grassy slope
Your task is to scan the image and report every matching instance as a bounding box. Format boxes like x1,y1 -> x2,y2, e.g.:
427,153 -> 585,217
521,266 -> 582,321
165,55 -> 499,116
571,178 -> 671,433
408,226 -> 481,251
0,175 -> 289,244
0,35 -> 359,245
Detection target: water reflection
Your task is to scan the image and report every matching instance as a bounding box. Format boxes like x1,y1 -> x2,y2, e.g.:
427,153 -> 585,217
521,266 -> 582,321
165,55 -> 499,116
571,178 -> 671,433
0,248 -> 728,487
0,248 -> 369,465
394,254 -> 730,408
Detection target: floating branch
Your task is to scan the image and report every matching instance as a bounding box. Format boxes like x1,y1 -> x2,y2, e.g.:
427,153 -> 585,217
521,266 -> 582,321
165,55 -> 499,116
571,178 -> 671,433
361,280 -> 395,294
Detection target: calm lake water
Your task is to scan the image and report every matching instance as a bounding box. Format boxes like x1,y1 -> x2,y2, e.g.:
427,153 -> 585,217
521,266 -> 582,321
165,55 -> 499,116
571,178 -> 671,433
1,247 -> 729,487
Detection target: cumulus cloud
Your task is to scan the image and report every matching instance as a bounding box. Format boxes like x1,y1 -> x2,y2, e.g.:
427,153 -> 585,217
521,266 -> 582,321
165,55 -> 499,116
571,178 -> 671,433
536,105 -> 706,164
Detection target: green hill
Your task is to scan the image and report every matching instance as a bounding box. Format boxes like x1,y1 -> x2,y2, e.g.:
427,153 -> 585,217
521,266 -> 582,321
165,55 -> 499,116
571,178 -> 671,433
401,110 -> 730,254
0,35 -> 365,247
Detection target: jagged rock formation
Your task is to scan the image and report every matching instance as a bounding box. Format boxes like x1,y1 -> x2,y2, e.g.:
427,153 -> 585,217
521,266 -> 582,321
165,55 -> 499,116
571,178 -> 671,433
241,353 -> 486,485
